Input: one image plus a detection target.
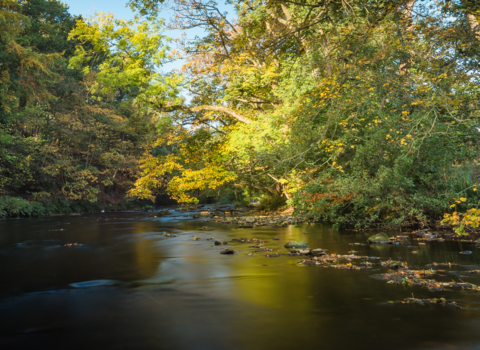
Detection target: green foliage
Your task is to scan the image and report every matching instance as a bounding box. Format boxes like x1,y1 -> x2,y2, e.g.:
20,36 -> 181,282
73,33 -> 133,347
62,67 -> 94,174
0,196 -> 45,218
68,12 -> 183,109
258,195 -> 286,212
0,0 -> 161,212
20,0 -> 79,55
5,0 -> 480,225
218,187 -> 250,207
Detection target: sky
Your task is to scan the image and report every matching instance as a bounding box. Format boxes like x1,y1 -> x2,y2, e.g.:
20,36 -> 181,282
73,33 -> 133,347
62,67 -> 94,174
62,0 -> 234,39
62,0 -> 212,72
63,0 -> 234,101
64,0 -> 136,20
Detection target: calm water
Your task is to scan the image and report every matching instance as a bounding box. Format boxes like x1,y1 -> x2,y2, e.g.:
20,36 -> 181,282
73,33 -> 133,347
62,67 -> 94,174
1,209 -> 480,350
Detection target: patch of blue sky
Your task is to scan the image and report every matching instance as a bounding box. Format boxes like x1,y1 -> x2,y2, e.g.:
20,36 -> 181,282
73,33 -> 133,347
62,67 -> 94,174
63,0 -> 234,73
63,0 -> 235,105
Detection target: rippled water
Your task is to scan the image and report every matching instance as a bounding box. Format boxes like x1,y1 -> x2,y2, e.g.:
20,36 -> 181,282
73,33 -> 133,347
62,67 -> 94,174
1,209 -> 480,350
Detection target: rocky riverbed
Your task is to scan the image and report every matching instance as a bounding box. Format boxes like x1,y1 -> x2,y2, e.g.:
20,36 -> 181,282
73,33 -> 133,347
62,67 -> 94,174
210,215 -> 310,227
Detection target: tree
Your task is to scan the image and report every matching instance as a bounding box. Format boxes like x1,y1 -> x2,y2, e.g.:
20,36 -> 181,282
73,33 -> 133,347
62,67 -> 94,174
0,0 -> 160,213
72,0 -> 480,227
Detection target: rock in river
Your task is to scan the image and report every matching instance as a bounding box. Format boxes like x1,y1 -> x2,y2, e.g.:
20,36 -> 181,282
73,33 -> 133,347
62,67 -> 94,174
460,251 -> 473,255
367,233 -> 392,244
70,280 -> 121,288
312,248 -> 327,256
290,249 -> 311,255
284,241 -> 308,248
220,249 -> 235,255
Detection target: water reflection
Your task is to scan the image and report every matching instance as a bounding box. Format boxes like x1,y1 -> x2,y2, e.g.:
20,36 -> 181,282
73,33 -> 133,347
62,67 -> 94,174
1,212 -> 480,349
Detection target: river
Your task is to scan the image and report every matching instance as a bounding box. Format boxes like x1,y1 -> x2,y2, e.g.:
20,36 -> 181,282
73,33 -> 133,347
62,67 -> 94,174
1,208 -> 480,350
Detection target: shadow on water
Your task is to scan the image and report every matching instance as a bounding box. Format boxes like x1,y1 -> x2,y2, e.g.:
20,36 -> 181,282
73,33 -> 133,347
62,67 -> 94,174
1,211 -> 480,349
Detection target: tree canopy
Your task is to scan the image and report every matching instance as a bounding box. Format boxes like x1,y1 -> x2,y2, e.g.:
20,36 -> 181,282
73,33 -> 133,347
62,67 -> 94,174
0,0 -> 159,214
3,0 -> 480,226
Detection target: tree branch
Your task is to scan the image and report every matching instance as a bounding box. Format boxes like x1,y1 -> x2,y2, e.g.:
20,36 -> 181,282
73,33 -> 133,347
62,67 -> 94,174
157,105 -> 252,124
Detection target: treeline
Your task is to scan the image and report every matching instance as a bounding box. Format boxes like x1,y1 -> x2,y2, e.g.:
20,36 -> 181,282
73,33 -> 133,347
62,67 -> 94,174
3,0 -> 480,227
68,0 -> 480,228
0,0 -> 159,217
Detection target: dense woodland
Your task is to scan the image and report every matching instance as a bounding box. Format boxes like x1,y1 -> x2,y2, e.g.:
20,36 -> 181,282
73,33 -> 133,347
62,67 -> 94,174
1,0 -> 480,229
0,0 -> 158,216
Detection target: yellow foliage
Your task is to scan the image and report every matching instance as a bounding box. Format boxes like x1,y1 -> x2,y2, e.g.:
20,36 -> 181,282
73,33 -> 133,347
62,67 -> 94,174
442,208 -> 480,235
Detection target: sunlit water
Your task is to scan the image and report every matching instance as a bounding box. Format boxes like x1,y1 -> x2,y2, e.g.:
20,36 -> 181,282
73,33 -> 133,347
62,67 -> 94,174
1,209 -> 480,350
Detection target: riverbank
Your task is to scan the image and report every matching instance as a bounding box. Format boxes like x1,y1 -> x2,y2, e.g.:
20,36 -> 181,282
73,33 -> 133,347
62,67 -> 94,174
0,195 -> 160,220
2,197 -> 473,239
198,205 -> 463,235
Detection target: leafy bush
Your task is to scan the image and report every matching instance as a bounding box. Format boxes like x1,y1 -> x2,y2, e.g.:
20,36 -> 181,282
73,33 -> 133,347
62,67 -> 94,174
41,199 -> 104,215
292,159 -> 480,228
258,195 -> 286,211
0,196 -> 46,218
0,195 -> 162,219
217,187 -> 251,207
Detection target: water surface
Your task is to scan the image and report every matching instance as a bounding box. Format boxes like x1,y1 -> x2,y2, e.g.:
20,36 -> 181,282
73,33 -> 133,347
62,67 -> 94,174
1,210 -> 480,350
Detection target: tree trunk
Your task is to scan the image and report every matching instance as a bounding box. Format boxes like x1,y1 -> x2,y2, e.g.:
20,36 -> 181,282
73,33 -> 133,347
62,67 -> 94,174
462,0 -> 480,40
399,0 -> 416,76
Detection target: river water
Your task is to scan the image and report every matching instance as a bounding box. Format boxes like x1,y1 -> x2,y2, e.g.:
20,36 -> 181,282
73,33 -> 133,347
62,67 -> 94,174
1,209 -> 480,350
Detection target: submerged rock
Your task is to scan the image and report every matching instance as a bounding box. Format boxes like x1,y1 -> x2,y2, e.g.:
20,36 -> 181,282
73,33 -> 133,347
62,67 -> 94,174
220,249 -> 235,255
62,243 -> 89,248
264,252 -> 281,257
70,280 -> 120,288
290,248 -> 311,255
426,262 -> 461,267
396,235 -> 409,241
292,249 -> 311,255
311,249 -> 327,256
460,251 -> 473,255
380,259 -> 407,269
367,233 -> 391,244
393,298 -> 462,309
249,244 -> 264,249
232,237 -> 269,244
284,241 -> 308,248
413,230 -> 429,236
